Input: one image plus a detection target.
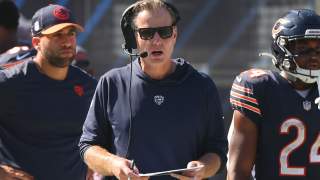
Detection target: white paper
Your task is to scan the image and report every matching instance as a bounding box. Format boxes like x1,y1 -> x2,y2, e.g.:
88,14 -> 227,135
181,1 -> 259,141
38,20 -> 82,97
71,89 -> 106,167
139,165 -> 204,177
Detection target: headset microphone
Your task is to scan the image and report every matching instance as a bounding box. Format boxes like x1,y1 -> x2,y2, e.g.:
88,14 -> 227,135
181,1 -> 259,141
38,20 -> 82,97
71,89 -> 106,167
139,51 -> 148,58
122,44 -> 148,58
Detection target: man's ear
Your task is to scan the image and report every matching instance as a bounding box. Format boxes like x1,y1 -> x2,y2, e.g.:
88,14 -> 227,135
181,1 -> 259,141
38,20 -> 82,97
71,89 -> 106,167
173,26 -> 178,39
32,37 -> 41,50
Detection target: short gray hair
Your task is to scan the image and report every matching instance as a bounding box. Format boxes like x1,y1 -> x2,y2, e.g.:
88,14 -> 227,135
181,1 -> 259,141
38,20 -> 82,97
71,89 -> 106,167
131,0 -> 178,28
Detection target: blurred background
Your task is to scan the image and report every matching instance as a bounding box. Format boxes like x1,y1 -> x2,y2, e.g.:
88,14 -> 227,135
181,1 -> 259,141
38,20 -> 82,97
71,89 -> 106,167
13,0 -> 318,179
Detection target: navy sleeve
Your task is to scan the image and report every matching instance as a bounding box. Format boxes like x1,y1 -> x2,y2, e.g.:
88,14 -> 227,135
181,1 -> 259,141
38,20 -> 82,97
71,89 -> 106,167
204,77 -> 228,173
230,69 -> 266,125
79,75 -> 112,159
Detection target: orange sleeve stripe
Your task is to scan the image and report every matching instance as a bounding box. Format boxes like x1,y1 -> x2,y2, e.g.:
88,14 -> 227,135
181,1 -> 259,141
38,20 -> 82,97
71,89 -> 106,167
1,60 -> 26,69
230,98 -> 261,115
232,84 -> 253,94
230,91 -> 258,105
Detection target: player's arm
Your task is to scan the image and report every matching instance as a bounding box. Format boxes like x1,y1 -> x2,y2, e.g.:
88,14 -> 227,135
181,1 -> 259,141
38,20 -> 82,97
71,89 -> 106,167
227,110 -> 258,180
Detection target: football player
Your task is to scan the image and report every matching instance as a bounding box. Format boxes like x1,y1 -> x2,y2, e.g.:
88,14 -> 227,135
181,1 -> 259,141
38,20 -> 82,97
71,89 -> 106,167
228,9 -> 320,180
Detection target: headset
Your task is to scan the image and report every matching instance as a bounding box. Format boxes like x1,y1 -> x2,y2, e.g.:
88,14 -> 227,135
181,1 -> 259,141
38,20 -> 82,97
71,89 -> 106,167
120,0 -> 181,56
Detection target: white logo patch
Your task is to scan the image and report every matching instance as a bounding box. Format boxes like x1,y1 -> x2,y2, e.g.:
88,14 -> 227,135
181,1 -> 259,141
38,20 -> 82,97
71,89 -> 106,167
303,100 -> 311,111
175,58 -> 185,66
34,21 -> 40,32
154,95 -> 165,105
236,76 -> 242,82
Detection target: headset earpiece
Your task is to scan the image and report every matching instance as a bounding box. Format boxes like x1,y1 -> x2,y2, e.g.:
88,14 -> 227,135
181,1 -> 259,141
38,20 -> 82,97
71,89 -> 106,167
121,4 -> 137,54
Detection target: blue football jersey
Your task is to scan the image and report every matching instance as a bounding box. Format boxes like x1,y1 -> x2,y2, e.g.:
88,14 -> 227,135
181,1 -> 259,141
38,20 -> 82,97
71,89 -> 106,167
230,69 -> 320,180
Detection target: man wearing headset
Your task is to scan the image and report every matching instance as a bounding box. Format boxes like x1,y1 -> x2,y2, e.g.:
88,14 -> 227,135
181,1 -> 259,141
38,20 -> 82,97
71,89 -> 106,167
79,0 -> 227,179
228,9 -> 320,180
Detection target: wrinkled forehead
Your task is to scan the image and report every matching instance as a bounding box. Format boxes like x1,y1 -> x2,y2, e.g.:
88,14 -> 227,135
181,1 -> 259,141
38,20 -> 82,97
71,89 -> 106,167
133,8 -> 174,28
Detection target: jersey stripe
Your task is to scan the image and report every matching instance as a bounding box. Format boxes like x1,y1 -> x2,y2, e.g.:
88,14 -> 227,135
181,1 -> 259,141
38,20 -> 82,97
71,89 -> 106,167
232,84 -> 253,94
230,90 -> 258,105
1,60 -> 27,69
230,98 -> 261,115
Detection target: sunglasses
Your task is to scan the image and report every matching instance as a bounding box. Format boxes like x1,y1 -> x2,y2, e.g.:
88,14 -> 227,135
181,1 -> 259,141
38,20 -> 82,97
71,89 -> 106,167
135,25 -> 174,40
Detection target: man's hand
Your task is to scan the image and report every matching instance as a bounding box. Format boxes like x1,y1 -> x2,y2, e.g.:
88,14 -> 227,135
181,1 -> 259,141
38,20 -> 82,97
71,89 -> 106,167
170,161 -> 205,180
83,146 -> 149,179
111,157 -> 148,180
0,164 -> 34,180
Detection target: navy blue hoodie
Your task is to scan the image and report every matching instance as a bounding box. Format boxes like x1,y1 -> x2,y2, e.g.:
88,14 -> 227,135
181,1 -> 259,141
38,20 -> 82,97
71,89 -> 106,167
80,58 -> 227,179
